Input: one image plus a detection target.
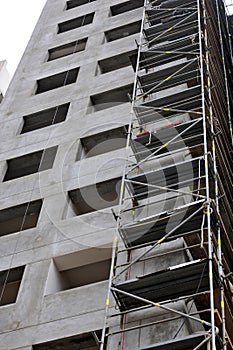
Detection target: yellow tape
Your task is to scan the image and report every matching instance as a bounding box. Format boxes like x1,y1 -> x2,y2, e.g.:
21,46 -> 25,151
158,237 -> 166,244
165,76 -> 171,81
165,51 -> 171,54
153,302 -> 160,307
106,298 -> 110,306
162,143 -> 168,148
168,27 -> 173,31
209,272 -> 213,279
205,161 -> 208,166
218,237 -> 221,245
163,108 -> 169,111
221,300 -> 224,308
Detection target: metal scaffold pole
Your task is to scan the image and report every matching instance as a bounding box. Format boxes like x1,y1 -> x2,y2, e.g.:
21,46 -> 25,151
100,2 -> 148,348
198,1 -> 217,348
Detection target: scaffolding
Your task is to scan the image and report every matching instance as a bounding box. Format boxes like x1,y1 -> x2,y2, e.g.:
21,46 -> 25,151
101,0 -> 233,349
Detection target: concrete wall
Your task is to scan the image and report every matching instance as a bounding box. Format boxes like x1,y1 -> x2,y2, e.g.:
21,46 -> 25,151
0,1 -> 205,349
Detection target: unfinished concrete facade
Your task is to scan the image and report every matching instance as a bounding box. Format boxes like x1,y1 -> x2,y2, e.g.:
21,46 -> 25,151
0,0 -> 232,350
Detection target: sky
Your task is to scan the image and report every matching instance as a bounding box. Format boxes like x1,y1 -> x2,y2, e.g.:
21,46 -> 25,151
0,0 -> 47,76
0,0 -> 233,77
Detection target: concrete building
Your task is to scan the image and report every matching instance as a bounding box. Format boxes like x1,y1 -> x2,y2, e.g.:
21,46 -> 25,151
0,1 -> 232,350
0,60 -> 10,101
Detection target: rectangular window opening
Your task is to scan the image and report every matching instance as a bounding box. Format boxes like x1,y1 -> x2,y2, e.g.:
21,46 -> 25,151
58,13 -> 94,33
33,329 -> 107,350
21,103 -> 70,133
3,146 -> 58,181
110,0 -> 144,16
45,248 -> 112,294
0,266 -> 25,306
105,21 -> 141,42
35,68 -> 79,94
0,200 -> 43,237
88,84 -> 133,112
68,177 -> 121,215
97,50 -> 137,74
48,38 -> 87,61
66,0 -> 96,10
78,125 -> 127,159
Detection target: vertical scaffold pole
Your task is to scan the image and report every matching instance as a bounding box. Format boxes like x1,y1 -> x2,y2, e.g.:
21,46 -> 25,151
214,2 -> 228,347
216,0 -> 233,146
100,2 -> 147,349
100,236 -> 118,350
198,0 -> 216,348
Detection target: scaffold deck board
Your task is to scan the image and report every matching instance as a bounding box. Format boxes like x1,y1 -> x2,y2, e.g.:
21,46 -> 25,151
119,202 -> 205,247
113,259 -> 218,311
136,332 -> 210,350
127,157 -> 205,200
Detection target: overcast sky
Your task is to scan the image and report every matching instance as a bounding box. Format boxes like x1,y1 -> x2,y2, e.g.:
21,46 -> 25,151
0,0 -> 233,77
0,0 -> 47,76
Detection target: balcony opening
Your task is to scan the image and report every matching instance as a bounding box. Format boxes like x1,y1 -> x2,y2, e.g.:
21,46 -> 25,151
0,200 -> 43,237
0,266 -> 25,306
110,0 -> 144,16
48,38 -> 87,61
68,177 -> 121,215
66,0 -> 96,10
3,147 -> 58,181
58,13 -> 94,33
45,247 -> 112,294
97,50 -> 137,74
88,84 -> 133,112
78,126 -> 127,159
21,103 -> 70,133
33,329 -> 107,350
35,68 -> 79,94
105,21 -> 141,42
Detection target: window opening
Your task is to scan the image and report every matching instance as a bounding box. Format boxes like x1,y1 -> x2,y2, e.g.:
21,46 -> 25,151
35,68 -> 79,94
58,13 -> 94,33
48,38 -> 87,61
0,266 -> 25,306
0,200 -> 43,237
21,103 -> 70,133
